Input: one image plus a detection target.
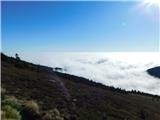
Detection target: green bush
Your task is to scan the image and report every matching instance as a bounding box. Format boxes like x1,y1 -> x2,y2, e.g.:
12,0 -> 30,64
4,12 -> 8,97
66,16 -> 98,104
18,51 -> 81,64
23,100 -> 40,115
2,96 -> 20,110
2,105 -> 21,120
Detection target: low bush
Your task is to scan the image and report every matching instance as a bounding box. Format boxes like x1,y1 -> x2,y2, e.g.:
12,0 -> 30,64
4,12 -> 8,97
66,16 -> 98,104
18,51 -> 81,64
2,96 -> 21,110
23,100 -> 40,115
53,108 -> 60,116
42,109 -> 64,120
42,112 -> 53,120
55,115 -> 64,120
2,105 -> 21,120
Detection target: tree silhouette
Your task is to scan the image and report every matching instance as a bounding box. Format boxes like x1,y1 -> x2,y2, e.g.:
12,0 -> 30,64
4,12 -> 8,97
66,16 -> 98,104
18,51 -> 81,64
15,53 -> 20,60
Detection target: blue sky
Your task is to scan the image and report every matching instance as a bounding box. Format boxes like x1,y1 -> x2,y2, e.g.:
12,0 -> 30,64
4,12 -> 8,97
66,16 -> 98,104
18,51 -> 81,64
2,1 -> 159,53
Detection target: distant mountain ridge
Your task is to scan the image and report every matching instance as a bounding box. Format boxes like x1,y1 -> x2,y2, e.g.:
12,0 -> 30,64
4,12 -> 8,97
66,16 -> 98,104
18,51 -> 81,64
147,66 -> 160,78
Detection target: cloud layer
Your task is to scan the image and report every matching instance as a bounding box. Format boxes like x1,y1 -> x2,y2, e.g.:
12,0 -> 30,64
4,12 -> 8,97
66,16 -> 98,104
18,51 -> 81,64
21,52 -> 160,95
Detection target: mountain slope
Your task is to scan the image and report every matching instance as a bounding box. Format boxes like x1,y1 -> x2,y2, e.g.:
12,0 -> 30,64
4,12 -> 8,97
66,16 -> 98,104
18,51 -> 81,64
1,53 -> 160,120
147,66 -> 160,78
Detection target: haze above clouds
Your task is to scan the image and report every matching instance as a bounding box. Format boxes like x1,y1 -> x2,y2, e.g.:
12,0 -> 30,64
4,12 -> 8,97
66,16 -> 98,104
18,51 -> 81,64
20,52 -> 160,95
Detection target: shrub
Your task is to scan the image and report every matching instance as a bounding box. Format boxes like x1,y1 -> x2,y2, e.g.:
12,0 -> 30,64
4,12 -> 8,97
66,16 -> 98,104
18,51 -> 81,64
55,115 -> 64,120
2,96 -> 20,110
53,108 -> 60,116
2,105 -> 21,120
1,110 -> 6,119
42,112 -> 53,120
23,100 -> 40,115
42,109 -> 64,120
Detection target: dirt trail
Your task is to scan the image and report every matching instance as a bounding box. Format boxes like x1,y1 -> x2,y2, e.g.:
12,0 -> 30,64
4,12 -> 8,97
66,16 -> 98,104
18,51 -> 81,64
51,72 -> 71,100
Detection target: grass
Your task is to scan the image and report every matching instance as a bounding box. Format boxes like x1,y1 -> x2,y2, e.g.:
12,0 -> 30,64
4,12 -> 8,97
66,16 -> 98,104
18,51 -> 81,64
2,105 -> 21,120
1,94 -> 21,120
23,100 -> 40,115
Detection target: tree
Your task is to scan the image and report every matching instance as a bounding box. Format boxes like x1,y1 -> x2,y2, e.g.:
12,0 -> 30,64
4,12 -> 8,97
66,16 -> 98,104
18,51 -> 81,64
15,53 -> 20,60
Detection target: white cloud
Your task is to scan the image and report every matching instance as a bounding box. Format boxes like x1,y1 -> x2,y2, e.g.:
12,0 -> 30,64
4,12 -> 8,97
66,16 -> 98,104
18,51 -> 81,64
20,52 -> 160,95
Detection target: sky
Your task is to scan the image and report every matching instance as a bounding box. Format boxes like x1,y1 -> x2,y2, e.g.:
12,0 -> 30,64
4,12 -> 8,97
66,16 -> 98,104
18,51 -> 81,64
1,1 -> 160,95
1,1 -> 159,53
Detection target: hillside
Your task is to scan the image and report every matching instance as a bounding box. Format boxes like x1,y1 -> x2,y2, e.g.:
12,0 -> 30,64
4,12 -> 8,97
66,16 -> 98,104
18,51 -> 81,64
147,66 -> 160,78
1,53 -> 160,120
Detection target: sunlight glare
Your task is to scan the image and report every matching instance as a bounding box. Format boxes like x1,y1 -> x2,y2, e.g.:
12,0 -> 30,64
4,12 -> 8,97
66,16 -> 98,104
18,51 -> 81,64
143,0 -> 160,7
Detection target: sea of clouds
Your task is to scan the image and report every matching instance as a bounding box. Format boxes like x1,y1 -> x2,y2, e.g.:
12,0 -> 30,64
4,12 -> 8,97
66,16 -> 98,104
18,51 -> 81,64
20,52 -> 160,95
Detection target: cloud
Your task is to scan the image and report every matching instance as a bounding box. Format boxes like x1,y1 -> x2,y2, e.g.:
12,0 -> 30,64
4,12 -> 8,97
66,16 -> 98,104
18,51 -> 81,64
21,52 -> 160,95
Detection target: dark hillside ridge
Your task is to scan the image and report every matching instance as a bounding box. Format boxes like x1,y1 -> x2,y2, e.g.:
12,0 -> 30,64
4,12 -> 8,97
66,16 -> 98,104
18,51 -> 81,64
1,53 -> 53,73
147,66 -> 160,78
1,53 -> 160,120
